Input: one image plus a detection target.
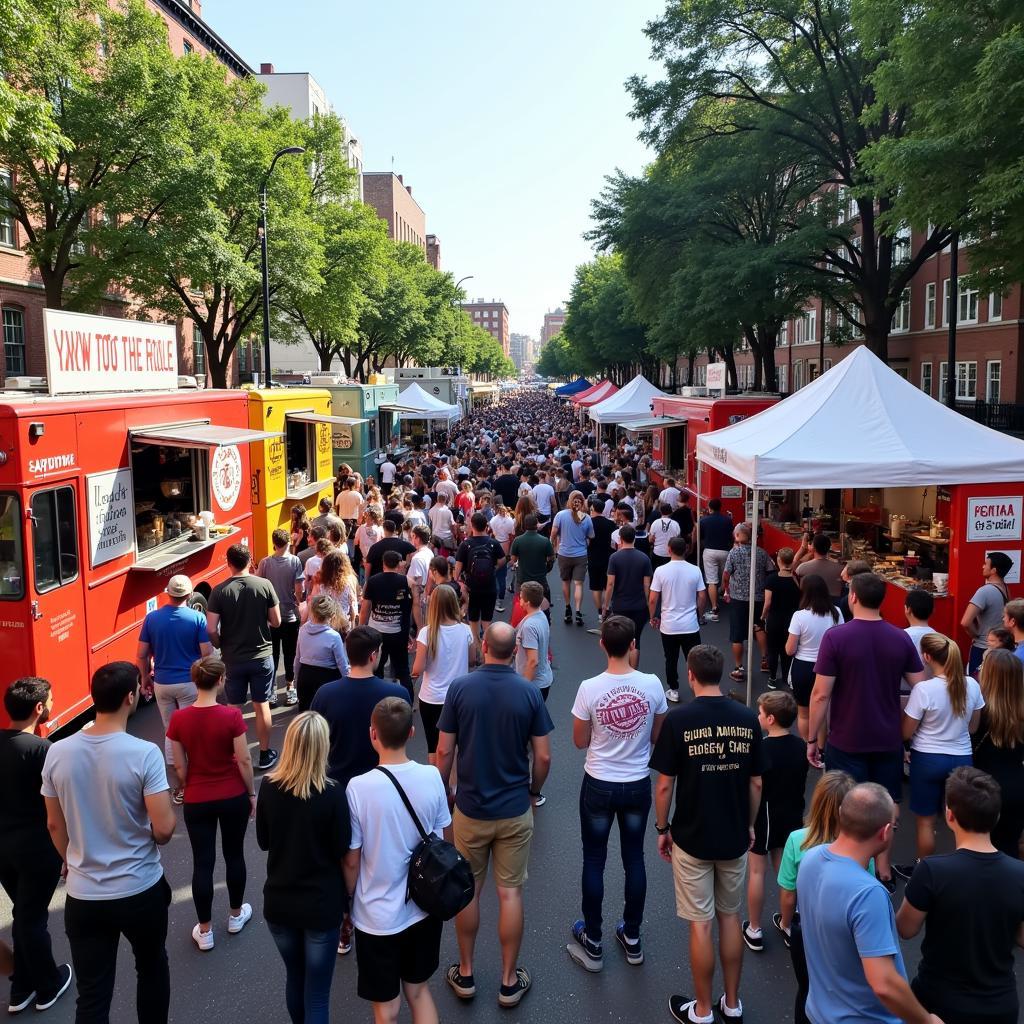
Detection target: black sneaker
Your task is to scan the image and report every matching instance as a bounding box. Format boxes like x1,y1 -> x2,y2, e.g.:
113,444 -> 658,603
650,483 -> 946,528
257,748 -> 279,771
892,862 -> 918,882
498,966 -> 531,1008
877,873 -> 897,894
771,912 -> 791,949
668,995 -> 714,1024
268,697 -> 280,710
615,921 -> 643,965
741,921 -> 764,952
566,920 -> 603,972
446,964 -> 475,1000
564,608 -> 573,624
716,994 -> 744,1023
575,611 -> 584,627
766,676 -> 778,690
7,990 -> 36,1015
35,964 -> 72,1011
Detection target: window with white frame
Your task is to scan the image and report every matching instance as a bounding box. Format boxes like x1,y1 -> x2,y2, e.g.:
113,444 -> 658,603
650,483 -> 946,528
891,288 -> 910,332
941,361 -> 977,401
943,279 -> 979,324
987,361 -> 1001,403
921,362 -> 932,397
799,308 -> 816,345
924,282 -> 936,329
778,365 -> 787,392
779,321 -> 788,347
3,307 -> 26,375
192,325 -> 205,378
893,222 -> 911,264
0,168 -> 15,247
939,361 -> 947,401
793,361 -> 803,391
989,291 -> 1003,321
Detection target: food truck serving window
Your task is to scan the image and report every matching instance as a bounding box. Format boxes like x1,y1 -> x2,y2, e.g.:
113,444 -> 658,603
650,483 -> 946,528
130,440 -> 206,553
0,494 -> 24,599
31,487 -> 79,592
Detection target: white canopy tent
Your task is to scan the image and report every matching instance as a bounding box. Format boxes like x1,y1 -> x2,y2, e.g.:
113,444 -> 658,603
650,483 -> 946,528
394,382 -> 462,422
695,346 -> 1024,701
588,374 -> 669,426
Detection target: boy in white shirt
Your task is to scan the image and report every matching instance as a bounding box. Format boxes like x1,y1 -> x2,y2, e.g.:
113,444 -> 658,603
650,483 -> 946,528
345,697 -> 451,1024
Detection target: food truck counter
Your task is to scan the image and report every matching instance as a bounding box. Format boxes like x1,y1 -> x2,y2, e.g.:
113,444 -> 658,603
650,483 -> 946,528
131,524 -> 241,572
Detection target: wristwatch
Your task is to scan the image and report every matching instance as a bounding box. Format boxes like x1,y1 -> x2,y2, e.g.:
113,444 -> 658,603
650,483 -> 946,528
655,822 -> 671,836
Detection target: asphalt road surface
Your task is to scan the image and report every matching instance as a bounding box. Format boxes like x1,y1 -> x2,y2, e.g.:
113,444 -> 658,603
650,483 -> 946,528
3,582 -> 1021,1023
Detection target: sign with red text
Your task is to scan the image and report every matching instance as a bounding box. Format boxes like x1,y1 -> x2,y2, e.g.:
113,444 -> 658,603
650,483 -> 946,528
706,362 -> 727,394
42,309 -> 178,395
967,495 -> 1023,542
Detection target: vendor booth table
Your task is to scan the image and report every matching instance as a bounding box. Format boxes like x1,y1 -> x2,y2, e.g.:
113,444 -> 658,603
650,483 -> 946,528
695,347 -> 1024,702
392,381 -> 462,447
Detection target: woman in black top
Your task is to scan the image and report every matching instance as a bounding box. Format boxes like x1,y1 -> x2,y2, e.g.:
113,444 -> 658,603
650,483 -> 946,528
973,649 -> 1024,857
257,712 -> 350,1024
761,548 -> 801,688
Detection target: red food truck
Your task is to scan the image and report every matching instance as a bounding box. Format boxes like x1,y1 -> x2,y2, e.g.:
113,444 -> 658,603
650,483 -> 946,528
0,310 -> 280,732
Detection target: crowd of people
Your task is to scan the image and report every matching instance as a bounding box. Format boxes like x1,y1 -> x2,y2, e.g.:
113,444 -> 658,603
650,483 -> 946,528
2,387 -> 1024,1024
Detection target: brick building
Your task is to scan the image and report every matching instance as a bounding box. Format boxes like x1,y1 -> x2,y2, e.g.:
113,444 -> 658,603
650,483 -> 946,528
509,332 -> 533,371
362,172 -> 427,253
462,299 -> 510,357
426,234 -> 441,270
0,0 -> 255,387
541,307 -> 566,345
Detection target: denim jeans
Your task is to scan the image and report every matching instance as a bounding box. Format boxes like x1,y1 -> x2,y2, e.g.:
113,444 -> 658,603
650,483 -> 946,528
579,773 -> 652,942
496,559 -> 509,596
267,922 -> 340,1024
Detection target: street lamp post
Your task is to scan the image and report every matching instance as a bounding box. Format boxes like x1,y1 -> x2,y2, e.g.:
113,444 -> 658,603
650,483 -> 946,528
259,146 -> 305,387
453,274 -> 473,375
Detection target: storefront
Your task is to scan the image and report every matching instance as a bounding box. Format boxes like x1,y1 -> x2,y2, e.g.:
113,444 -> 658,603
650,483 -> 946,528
317,380 -> 400,481
467,382 -> 498,409
246,388 -> 361,557
0,309 -> 280,731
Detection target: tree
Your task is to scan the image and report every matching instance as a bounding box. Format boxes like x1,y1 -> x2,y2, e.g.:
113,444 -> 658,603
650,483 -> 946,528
861,0 -> 1024,290
563,253 -> 656,383
629,0 -> 957,359
0,0 -> 208,310
535,332 -> 573,378
274,200 -> 390,371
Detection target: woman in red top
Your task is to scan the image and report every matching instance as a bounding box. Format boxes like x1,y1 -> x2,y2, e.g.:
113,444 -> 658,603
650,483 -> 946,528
167,656 -> 256,951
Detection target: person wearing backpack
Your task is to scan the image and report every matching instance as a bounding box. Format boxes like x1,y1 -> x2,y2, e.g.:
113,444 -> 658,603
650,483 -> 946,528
344,697 -> 453,1024
454,512 -> 507,655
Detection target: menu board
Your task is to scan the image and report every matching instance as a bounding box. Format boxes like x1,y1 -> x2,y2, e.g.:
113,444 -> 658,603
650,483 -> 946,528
87,468 -> 136,566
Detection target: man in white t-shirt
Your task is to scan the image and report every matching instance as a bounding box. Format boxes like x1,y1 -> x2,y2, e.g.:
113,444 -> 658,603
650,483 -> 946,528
345,697 -> 451,1023
531,471 -> 556,527
427,492 -> 457,553
379,456 -> 397,494
649,502 -> 681,569
658,478 -> 681,508
407,524 -> 434,630
435,470 -> 459,504
571,454 -> 584,483
568,615 -> 668,973
648,536 -> 707,703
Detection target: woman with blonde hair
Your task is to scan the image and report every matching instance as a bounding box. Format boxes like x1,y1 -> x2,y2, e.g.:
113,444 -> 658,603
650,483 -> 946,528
551,490 -> 595,626
313,549 -> 359,620
775,770 -> 860,1024
257,712 -> 349,1024
974,648 -> 1024,855
897,632 -> 984,876
167,656 -> 255,950
293,594 -> 350,711
412,585 -> 475,765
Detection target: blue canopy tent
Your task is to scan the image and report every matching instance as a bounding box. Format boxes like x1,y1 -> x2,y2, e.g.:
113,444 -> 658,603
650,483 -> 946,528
554,377 -> 592,396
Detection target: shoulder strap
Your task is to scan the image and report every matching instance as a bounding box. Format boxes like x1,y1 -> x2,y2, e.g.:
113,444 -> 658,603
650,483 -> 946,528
374,766 -> 429,841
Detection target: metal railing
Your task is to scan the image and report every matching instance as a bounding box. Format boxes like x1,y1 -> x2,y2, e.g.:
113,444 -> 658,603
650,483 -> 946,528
954,400 -> 1024,434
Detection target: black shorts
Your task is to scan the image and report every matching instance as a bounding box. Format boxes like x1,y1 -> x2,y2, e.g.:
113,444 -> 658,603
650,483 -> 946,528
466,591 -> 497,622
355,915 -> 443,1003
790,658 -> 816,707
419,701 -> 444,753
588,566 -> 608,592
752,806 -> 802,856
612,608 -> 647,645
728,599 -> 764,644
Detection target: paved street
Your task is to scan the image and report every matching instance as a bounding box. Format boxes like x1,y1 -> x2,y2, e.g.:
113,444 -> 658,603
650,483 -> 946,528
3,583 -> 1020,1023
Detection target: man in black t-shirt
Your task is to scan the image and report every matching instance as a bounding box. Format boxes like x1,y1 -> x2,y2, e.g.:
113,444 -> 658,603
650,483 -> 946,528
650,645 -> 766,1024
604,524 -> 652,665
493,462 -> 520,510
364,520 -> 415,580
359,551 -> 414,699
897,766 -> 1024,1024
587,497 -> 616,621
454,512 -> 507,651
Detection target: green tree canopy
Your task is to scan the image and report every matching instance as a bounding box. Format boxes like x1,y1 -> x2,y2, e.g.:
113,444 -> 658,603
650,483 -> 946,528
535,332 -> 572,379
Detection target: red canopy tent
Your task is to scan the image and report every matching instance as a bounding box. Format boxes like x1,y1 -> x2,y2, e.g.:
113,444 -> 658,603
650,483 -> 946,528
573,379 -> 619,406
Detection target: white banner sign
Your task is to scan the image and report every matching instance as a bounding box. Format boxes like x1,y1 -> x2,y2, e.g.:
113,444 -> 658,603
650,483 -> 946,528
966,495 -> 1023,542
87,468 -> 136,567
43,309 -> 178,395
706,362 -> 727,393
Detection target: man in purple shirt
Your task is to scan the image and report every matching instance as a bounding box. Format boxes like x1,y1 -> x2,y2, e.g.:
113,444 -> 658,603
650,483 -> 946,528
807,572 -> 925,892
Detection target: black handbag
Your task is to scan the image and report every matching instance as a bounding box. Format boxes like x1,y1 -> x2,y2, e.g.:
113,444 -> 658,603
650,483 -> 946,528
375,766 -> 475,921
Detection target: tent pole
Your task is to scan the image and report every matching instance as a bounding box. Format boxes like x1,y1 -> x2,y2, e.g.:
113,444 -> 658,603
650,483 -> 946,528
747,488 -> 760,706
695,462 -> 702,570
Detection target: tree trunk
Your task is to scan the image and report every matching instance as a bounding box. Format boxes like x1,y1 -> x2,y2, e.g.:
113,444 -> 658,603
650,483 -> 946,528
860,298 -> 890,361
721,346 -> 738,389
757,326 -> 779,392
207,344 -> 231,389
742,326 -> 764,391
686,354 -> 694,387
41,267 -> 65,311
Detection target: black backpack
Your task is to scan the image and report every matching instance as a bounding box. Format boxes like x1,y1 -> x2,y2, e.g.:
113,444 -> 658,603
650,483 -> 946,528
375,766 -> 475,921
467,539 -> 497,589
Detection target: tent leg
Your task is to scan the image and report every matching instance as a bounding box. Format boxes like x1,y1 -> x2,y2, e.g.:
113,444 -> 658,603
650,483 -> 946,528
695,463 -> 702,570
746,489 -> 760,707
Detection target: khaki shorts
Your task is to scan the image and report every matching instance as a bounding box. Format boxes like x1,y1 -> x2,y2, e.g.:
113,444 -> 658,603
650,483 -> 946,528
671,844 -> 747,922
702,548 -> 729,586
558,554 -> 588,582
454,807 -> 534,888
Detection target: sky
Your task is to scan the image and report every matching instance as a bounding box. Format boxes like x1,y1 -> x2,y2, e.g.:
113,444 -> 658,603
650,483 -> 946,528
203,0 -> 668,340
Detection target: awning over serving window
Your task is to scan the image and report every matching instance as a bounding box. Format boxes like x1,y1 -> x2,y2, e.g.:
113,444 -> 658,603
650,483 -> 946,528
285,411 -> 368,426
130,423 -> 283,449
620,417 -> 688,431
378,404 -> 425,414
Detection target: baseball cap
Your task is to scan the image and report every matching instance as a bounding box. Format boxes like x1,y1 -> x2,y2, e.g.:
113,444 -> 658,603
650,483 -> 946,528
165,574 -> 193,599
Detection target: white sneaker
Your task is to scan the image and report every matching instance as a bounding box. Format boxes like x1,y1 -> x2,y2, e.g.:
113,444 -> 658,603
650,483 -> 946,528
666,689 -> 680,703
285,687 -> 298,706
227,903 -> 252,934
192,924 -> 214,951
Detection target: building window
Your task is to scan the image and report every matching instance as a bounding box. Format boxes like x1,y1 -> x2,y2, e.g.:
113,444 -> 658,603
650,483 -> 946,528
943,279 -> 979,324
891,288 -> 910,333
893,222 -> 911,264
238,339 -> 248,373
0,168 -> 14,247
921,362 -> 932,397
794,308 -> 816,345
777,365 -> 787,392
989,291 -> 1003,321
192,325 -> 205,378
924,282 -> 936,329
3,307 -> 26,375
987,360 -> 1001,403
183,39 -> 193,54
794,361 -> 803,391
940,360 -> 977,402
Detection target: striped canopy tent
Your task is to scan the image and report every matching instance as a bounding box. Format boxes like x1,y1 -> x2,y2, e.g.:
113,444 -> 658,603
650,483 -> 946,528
573,379 -> 619,406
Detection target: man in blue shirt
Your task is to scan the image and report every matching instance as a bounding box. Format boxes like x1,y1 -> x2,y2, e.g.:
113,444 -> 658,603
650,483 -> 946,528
436,623 -> 554,1010
799,783 -> 941,1024
136,574 -> 212,799
698,499 -> 734,622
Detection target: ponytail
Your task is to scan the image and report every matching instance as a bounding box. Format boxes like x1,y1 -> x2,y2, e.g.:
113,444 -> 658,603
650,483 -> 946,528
921,632 -> 967,718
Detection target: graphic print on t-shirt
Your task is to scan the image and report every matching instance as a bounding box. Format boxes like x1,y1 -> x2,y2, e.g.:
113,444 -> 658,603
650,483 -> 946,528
595,684 -> 653,738
684,720 -> 757,771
